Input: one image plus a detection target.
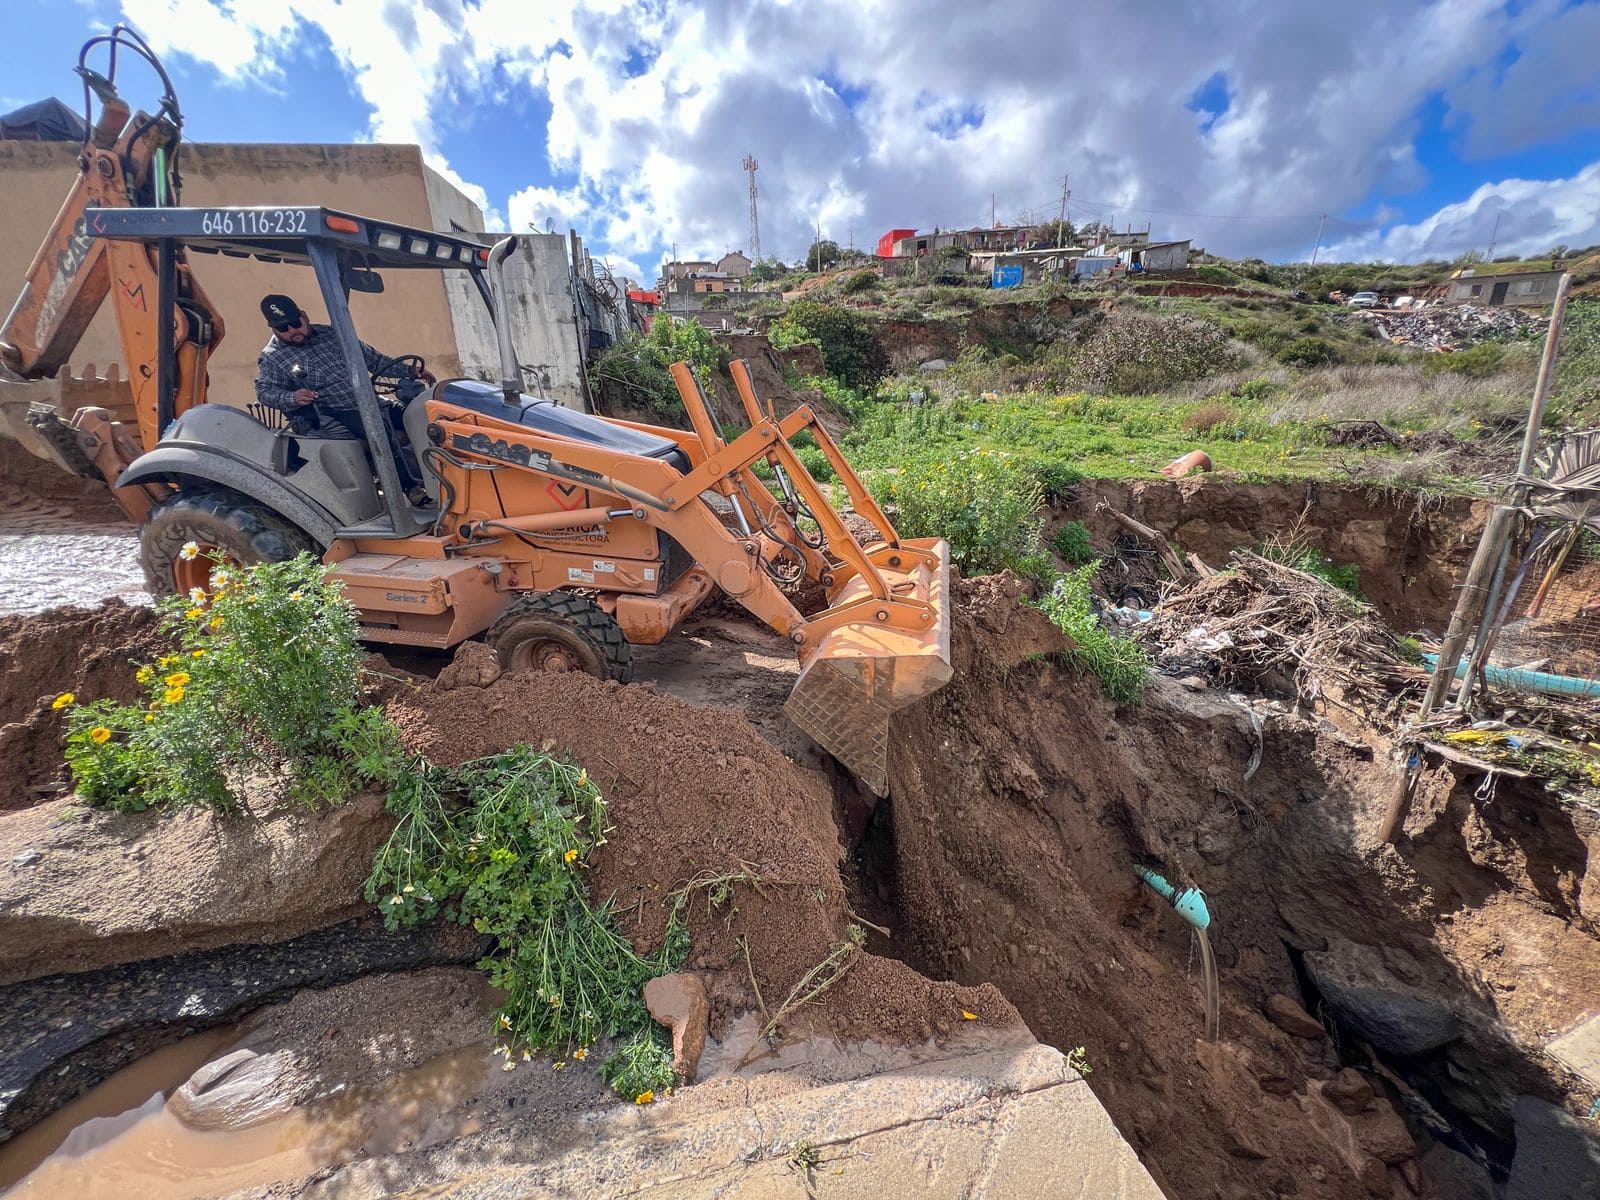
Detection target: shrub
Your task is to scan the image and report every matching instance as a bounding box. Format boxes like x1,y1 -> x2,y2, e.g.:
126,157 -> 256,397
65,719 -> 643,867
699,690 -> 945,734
1035,566 -> 1149,703
1035,460 -> 1085,504
769,301 -> 889,390
1074,312 -> 1242,395
365,744 -> 687,1094
795,444 -> 837,482
61,554 -> 391,812
1276,336 -> 1340,368
872,448 -> 1044,577
588,318 -> 720,421
1050,519 -> 1097,565
1421,342 -> 1507,378
842,270 -> 880,295
1182,403 -> 1238,435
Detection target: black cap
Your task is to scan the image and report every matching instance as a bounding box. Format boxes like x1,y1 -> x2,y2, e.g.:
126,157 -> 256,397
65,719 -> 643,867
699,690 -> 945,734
261,295 -> 302,326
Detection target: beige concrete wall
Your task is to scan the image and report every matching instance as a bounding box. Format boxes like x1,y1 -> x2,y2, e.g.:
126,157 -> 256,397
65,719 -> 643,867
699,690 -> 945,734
0,141 -> 467,408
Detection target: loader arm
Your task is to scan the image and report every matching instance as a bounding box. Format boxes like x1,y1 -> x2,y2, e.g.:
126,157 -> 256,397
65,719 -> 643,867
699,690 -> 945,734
0,28 -> 222,521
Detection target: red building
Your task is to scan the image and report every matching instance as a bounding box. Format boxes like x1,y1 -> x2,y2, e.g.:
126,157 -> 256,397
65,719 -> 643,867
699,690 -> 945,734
876,228 -> 915,258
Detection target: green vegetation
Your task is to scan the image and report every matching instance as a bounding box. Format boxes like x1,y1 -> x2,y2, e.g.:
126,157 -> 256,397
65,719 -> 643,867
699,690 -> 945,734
1035,565 -> 1150,704
770,300 -> 890,390
1050,519 -> 1097,565
868,446 -> 1044,577
61,554 -> 394,812
588,316 -> 720,420
365,743 -> 688,1097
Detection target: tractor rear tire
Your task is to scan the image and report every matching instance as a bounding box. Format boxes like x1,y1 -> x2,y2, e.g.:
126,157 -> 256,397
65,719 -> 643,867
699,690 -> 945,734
140,489 -> 316,596
487,592 -> 633,683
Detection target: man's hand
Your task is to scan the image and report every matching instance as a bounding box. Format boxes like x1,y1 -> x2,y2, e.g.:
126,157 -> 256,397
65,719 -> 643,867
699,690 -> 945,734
292,388 -> 319,406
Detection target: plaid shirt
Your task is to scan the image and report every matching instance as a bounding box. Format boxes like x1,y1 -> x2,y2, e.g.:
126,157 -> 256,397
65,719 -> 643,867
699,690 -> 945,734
255,324 -> 394,414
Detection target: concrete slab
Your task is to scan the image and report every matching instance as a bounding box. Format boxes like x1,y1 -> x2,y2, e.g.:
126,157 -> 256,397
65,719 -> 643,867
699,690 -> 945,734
308,1040 -> 1163,1199
1548,1010 -> 1600,1091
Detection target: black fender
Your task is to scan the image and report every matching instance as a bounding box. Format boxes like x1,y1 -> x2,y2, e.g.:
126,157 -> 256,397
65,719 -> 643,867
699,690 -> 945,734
118,445 -> 340,548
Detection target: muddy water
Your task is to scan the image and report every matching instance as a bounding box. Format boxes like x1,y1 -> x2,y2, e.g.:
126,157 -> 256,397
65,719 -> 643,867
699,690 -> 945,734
0,1036 -> 492,1199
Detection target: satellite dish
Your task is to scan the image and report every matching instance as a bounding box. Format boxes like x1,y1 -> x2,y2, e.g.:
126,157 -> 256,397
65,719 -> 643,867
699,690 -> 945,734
545,217 -> 555,233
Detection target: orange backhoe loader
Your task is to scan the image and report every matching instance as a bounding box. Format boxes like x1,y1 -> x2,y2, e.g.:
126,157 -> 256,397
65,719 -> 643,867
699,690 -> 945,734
0,27 -> 950,792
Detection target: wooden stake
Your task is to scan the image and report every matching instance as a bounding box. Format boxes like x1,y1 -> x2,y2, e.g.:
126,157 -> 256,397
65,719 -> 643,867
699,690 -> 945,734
1096,502 -> 1190,580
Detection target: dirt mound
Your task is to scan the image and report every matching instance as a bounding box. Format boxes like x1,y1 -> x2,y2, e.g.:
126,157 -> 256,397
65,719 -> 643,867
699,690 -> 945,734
0,601 -> 167,809
384,661 -> 1017,1049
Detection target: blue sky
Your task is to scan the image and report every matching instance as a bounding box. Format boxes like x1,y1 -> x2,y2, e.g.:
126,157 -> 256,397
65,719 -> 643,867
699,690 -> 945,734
7,1 -> 1600,278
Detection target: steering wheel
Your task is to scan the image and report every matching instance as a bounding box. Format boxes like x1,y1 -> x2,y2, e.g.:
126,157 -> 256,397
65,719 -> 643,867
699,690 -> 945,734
370,353 -> 428,397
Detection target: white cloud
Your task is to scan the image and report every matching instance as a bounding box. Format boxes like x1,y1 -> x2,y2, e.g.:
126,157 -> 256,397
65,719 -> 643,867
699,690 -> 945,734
1322,162 -> 1600,263
116,0 -> 1600,272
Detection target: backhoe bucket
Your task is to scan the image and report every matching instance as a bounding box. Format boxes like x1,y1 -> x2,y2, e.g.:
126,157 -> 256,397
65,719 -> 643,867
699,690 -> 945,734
784,538 -> 952,795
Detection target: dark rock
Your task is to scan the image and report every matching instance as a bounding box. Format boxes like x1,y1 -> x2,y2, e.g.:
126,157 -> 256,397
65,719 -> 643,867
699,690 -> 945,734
1325,1067 -> 1376,1115
1304,941 -> 1462,1057
1419,1143 -> 1494,1200
1266,993 -> 1326,1039
1506,1095 -> 1600,1200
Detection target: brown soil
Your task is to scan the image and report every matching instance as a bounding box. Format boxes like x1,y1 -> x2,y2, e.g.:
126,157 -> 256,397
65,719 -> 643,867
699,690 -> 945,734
382,660 -> 1016,1050
872,572 -> 1599,1199
0,601 -> 167,809
0,437 -> 126,522
1057,476 -> 1488,629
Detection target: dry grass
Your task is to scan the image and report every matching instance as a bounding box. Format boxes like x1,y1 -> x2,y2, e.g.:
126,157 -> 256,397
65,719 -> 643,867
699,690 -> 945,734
1268,363 -> 1532,432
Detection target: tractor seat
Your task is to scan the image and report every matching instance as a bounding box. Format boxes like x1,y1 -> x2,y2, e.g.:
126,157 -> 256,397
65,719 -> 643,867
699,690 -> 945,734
434,379 -> 690,474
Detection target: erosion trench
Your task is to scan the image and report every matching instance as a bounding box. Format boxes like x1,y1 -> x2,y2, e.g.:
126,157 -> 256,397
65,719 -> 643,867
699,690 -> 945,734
0,501 -> 1595,1196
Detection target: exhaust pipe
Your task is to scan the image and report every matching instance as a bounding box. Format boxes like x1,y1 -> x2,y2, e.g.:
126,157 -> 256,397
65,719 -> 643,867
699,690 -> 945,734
486,236 -> 522,405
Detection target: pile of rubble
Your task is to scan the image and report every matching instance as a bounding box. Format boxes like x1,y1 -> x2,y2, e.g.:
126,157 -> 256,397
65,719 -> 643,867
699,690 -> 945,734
1346,303 -> 1547,350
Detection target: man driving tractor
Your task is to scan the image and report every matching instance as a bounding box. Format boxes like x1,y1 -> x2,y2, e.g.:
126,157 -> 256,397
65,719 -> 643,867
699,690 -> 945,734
254,293 -> 434,506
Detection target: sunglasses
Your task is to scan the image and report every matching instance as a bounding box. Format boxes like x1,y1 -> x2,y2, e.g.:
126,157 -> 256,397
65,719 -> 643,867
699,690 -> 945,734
272,320 -> 301,333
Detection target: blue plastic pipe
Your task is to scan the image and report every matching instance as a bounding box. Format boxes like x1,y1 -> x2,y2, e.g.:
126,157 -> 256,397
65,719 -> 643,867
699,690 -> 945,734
1134,866 -> 1212,930
1420,653 -> 1600,699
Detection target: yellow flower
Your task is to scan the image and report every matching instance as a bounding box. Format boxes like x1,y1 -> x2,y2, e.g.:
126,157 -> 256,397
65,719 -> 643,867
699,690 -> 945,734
159,655 -> 178,668
185,607 -> 204,621
499,1014 -> 511,1029
245,593 -> 259,604
179,541 -> 200,561
164,672 -> 191,688
573,1047 -> 588,1061
552,1060 -> 566,1071
576,769 -> 588,788
208,615 -> 224,630
136,666 -> 154,683
191,650 -> 206,659
163,687 -> 185,705
89,726 -> 111,744
564,848 -> 579,864
51,692 -> 74,709
634,1091 -> 654,1105
288,591 -> 304,601
144,714 -> 155,723
960,1010 -> 978,1020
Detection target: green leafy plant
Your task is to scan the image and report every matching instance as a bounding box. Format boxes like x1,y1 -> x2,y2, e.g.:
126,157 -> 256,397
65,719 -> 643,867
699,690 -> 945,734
61,553 -> 384,812
1050,519 -> 1098,565
600,1030 -> 678,1103
364,745 -> 687,1094
842,270 -> 880,295
769,301 -> 889,389
1035,566 -> 1150,704
588,317 -> 721,421
871,447 -> 1044,577
1258,541 -> 1363,597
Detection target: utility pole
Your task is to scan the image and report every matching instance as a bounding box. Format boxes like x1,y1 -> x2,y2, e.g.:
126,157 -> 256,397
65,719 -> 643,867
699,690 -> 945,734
1485,211 -> 1502,261
814,219 -> 822,273
742,155 -> 761,262
1309,214 -> 1327,265
1056,174 -> 1070,247
991,193 -> 996,228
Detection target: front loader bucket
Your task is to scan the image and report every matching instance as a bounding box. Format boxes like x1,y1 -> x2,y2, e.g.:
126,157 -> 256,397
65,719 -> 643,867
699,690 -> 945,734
784,538 -> 953,795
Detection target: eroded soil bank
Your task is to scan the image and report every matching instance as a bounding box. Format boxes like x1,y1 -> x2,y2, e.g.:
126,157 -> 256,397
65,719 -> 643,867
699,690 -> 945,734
866,574 -> 1600,1199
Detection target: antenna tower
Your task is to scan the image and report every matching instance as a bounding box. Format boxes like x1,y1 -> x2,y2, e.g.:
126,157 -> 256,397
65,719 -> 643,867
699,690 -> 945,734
743,155 -> 762,262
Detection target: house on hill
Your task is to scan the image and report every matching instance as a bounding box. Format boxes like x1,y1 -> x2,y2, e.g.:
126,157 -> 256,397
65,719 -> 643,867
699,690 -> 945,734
1445,268 -> 1564,308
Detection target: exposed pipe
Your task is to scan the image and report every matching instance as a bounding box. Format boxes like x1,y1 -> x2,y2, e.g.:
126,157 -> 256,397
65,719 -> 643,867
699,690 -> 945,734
486,235 -> 522,405
1421,652 -> 1600,699
1135,866 -> 1219,1042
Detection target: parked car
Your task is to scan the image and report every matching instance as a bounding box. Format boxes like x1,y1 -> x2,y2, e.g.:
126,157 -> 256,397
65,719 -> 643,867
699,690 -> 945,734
1346,291 -> 1381,308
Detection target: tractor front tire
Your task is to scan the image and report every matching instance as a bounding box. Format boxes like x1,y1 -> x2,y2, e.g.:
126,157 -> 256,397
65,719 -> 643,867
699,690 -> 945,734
487,592 -> 633,683
140,489 -> 316,596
